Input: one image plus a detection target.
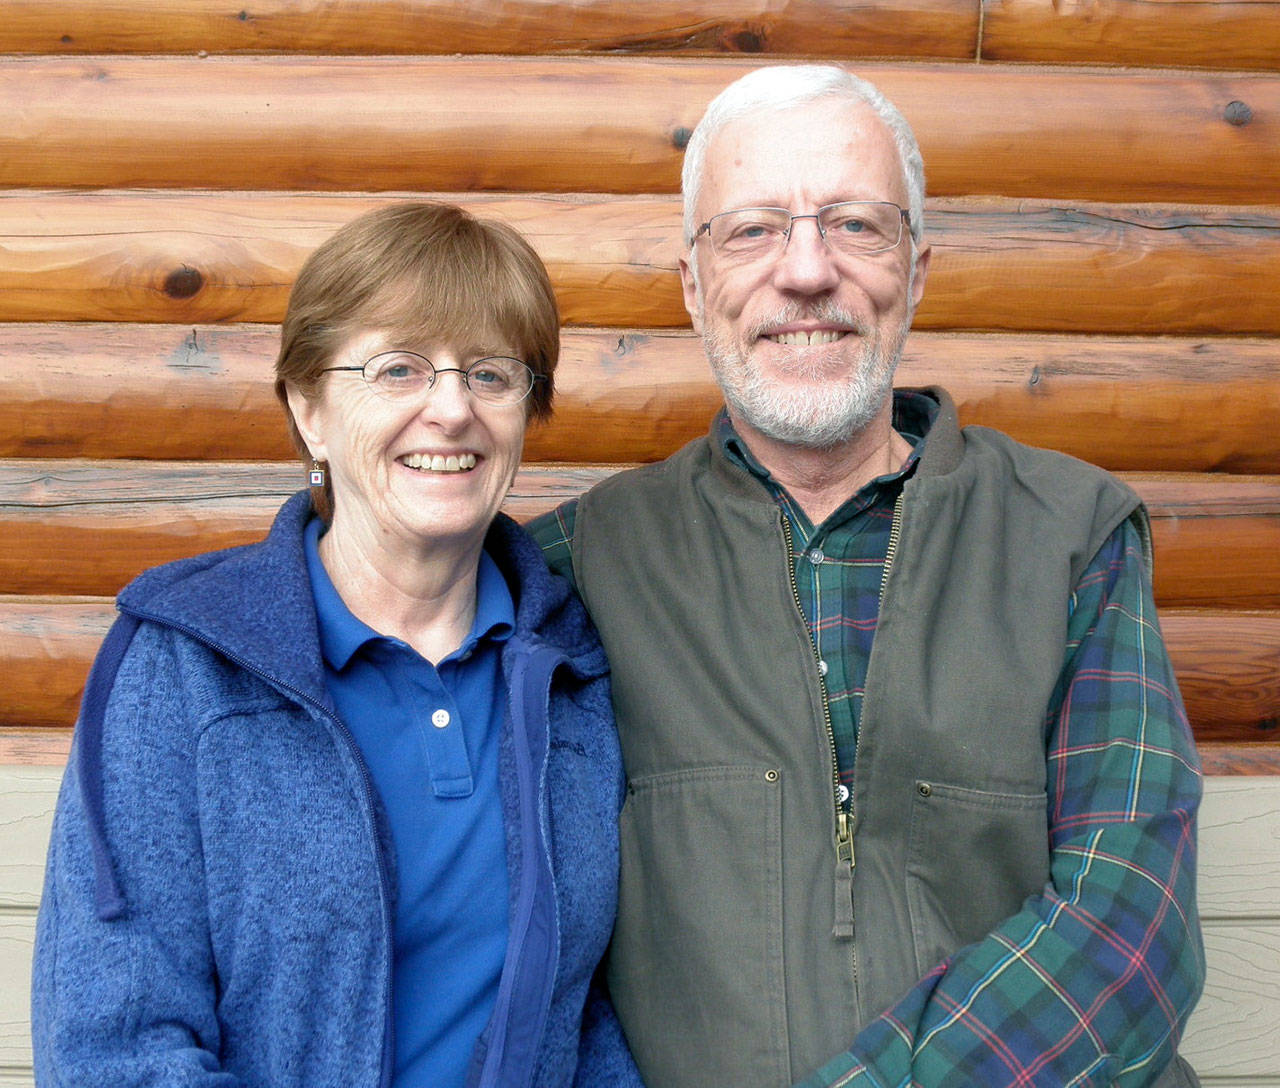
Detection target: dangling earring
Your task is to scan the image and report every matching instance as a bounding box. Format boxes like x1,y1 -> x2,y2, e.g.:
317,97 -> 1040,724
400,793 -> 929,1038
308,459 -> 325,487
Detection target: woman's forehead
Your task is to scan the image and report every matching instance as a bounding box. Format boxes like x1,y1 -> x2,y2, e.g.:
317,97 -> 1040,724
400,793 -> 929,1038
336,325 -> 517,360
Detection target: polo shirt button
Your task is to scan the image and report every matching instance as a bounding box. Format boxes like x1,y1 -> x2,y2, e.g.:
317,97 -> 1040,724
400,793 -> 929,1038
837,784 -> 850,804
431,709 -> 450,729
809,547 -> 825,565
818,659 -> 829,677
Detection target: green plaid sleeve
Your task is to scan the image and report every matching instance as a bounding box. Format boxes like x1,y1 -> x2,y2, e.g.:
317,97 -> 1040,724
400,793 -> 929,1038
797,517 -> 1205,1087
524,498 -> 580,588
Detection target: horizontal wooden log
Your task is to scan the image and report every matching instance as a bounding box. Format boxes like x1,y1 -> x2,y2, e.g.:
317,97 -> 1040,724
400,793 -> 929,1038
2,59 -> 1278,204
982,0 -> 1280,73
3,324 -> 1277,473
0,461 -> 618,596
1199,742 -> 1280,777
1,596 -> 1274,740
0,597 -> 113,730
3,193 -> 1280,335
0,0 -> 980,57
0,460 -> 1277,608
1164,610 -> 1280,743
1136,475 -> 1280,611
0,728 -> 70,766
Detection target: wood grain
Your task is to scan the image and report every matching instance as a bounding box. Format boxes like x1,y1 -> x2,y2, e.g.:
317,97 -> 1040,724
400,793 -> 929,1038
0,597 -> 114,730
3,193 -> 1280,335
1133,474 -> 1280,610
1,909 -> 38,1069
1,59 -> 1278,203
1196,776 -> 1280,917
0,0 -> 980,57
1163,610 -> 1280,743
982,0 -> 1280,72
2,0 -> 1278,73
0,729 -> 70,766
3,324 -> 1277,473
1199,743 -> 1280,777
0,765 -> 59,907
1182,924 -> 1280,1076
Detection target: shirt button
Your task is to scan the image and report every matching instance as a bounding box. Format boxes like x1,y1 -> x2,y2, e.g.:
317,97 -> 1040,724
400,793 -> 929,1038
809,547 -> 825,565
818,659 -> 829,677
837,784 -> 850,804
431,709 -> 450,729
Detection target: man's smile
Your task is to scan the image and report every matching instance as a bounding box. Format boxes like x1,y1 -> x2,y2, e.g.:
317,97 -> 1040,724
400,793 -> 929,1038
762,329 -> 848,346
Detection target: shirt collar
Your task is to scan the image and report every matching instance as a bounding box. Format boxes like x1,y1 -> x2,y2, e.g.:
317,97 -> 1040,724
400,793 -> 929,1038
716,389 -> 939,490
304,516 -> 515,671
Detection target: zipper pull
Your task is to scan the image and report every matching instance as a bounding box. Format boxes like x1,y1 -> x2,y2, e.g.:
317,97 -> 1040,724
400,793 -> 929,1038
832,810 -> 855,939
836,809 -> 854,866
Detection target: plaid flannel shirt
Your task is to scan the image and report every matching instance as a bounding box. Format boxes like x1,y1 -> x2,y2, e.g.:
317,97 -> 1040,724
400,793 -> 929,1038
529,395 -> 1203,1086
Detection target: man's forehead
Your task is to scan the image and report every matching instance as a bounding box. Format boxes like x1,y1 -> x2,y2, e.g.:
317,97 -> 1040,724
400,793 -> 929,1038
698,97 -> 906,210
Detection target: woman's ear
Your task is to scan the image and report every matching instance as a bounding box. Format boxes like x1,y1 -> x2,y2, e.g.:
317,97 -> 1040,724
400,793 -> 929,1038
284,382 -> 328,463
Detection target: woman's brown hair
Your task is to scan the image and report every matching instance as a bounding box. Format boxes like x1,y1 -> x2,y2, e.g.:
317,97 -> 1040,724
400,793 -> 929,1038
274,201 -> 560,518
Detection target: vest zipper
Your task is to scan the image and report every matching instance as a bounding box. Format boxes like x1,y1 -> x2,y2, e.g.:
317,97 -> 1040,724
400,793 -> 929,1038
780,517 -> 851,867
847,490 -> 904,875
878,492 -> 905,603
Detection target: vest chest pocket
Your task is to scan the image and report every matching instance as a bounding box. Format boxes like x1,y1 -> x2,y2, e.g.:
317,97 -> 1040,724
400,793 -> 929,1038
906,780 -> 1050,978
608,765 -> 789,1087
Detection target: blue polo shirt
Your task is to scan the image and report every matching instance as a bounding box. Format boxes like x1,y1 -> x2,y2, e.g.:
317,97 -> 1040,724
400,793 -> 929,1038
304,518 -> 513,1087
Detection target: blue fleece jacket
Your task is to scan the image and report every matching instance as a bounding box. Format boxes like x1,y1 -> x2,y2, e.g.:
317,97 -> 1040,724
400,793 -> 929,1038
31,491 -> 641,1088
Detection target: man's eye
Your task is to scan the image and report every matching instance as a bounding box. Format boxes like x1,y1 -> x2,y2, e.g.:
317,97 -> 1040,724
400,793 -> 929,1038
730,221 -> 776,241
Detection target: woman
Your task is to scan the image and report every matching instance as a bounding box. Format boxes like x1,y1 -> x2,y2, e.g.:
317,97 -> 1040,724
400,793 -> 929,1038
32,202 -> 639,1087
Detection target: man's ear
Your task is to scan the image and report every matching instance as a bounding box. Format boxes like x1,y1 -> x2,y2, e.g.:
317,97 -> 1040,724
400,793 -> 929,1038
284,382 -> 328,463
910,239 -> 932,313
679,253 -> 703,335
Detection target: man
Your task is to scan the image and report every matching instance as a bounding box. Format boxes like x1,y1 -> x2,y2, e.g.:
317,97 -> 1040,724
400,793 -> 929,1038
530,65 -> 1203,1086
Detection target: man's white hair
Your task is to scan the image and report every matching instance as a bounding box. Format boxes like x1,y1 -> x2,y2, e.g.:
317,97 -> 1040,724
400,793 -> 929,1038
681,65 -> 926,247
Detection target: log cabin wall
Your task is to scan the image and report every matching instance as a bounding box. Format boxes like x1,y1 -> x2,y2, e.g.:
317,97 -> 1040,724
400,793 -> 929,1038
0,2 -> 1278,1083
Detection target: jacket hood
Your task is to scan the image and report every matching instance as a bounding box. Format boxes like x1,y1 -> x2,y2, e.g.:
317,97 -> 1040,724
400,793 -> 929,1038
118,491 -> 333,704
117,490 -> 607,693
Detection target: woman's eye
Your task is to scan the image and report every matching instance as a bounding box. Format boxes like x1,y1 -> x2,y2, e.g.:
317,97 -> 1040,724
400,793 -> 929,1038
371,354 -> 426,384
470,366 -> 508,387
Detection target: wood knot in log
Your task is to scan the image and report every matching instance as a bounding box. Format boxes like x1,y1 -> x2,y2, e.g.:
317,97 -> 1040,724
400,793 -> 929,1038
672,127 -> 693,150
1224,101 -> 1253,126
164,266 -> 205,300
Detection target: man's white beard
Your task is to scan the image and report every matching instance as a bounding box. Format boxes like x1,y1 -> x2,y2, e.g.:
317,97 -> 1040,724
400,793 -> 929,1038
703,303 -> 907,450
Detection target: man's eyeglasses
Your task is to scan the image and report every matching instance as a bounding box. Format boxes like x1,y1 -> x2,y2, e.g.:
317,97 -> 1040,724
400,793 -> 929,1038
321,351 -> 542,407
693,201 -> 910,262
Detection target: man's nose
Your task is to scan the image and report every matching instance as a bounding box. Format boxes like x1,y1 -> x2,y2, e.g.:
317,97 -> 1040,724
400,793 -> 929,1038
772,216 -> 841,294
